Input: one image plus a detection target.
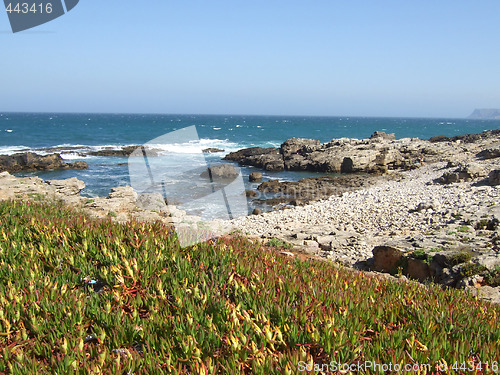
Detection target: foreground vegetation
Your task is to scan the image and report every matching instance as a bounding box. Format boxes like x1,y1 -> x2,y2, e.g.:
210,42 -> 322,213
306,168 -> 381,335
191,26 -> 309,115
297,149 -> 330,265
0,201 -> 499,374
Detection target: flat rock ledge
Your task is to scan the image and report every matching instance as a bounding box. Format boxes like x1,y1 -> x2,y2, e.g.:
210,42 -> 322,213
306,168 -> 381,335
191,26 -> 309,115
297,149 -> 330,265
0,171 -> 195,226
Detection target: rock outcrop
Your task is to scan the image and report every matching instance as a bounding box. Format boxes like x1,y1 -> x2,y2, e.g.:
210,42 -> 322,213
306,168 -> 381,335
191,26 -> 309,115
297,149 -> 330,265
225,130 -> 500,175
437,162 -> 487,184
0,152 -> 88,173
87,146 -> 159,157
223,147 -> 284,171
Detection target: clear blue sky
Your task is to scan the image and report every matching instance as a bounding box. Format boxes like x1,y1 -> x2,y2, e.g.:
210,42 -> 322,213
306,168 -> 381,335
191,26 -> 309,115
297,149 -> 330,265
1,1 -> 499,117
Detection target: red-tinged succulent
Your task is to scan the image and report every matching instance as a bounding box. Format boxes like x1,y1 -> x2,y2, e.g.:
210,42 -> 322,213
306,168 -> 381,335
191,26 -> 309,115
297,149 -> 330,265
0,200 -> 499,374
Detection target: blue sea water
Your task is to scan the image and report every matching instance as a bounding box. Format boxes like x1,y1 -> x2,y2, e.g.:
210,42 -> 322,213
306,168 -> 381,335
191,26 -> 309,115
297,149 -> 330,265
1,112 -> 499,211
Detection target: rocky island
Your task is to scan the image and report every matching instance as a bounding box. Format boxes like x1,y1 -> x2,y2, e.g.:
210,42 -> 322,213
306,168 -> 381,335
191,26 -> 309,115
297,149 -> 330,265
468,108 -> 500,120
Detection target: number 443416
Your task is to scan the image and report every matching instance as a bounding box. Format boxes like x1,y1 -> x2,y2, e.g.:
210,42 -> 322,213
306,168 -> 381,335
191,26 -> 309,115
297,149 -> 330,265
5,3 -> 53,14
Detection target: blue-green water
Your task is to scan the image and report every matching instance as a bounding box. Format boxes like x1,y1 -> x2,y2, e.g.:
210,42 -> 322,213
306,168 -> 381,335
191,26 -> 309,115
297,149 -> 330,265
1,112 -> 499,201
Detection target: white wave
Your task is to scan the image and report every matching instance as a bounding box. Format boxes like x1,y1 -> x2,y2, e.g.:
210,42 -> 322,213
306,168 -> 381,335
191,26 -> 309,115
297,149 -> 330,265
146,138 -> 241,155
60,153 -> 86,160
0,139 -> 246,158
0,146 -> 31,155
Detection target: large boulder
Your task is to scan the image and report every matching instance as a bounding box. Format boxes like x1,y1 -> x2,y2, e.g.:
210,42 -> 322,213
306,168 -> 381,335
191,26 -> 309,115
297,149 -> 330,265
372,246 -> 403,273
249,172 -> 263,182
201,164 -> 240,179
0,152 -> 88,173
438,162 -> 487,184
489,169 -> 500,186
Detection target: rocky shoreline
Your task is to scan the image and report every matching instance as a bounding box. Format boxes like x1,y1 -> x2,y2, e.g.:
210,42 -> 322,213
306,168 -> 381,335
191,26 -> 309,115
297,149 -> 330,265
232,160 -> 500,303
0,146 -> 226,174
1,130 -> 500,303
224,130 -> 500,173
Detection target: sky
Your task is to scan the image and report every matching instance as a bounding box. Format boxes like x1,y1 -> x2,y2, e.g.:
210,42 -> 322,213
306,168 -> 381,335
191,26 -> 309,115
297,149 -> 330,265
1,1 -> 500,118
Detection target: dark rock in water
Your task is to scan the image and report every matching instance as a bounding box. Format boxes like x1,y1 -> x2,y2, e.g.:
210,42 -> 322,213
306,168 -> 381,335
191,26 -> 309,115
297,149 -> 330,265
252,208 -> 262,215
0,152 -> 88,173
202,148 -> 225,153
200,163 -> 240,179
87,146 -> 158,157
249,172 -> 263,182
477,148 -> 500,160
71,161 -> 89,169
246,190 -> 257,197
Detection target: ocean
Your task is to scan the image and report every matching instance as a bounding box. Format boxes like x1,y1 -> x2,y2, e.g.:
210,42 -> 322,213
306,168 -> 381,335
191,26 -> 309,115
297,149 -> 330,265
1,112 -> 499,214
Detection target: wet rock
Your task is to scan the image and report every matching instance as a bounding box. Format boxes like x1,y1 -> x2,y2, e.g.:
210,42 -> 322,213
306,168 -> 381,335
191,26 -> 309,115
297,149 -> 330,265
249,172 -> 263,182
0,152 -> 88,173
202,148 -> 225,153
245,190 -> 257,197
87,146 -> 158,157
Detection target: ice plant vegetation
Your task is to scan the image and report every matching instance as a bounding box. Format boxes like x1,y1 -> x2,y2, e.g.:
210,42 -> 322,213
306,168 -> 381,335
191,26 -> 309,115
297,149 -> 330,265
0,200 -> 499,374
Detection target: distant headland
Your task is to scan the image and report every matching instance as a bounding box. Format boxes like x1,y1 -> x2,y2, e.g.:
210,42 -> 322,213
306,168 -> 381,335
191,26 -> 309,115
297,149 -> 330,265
468,108 -> 500,119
